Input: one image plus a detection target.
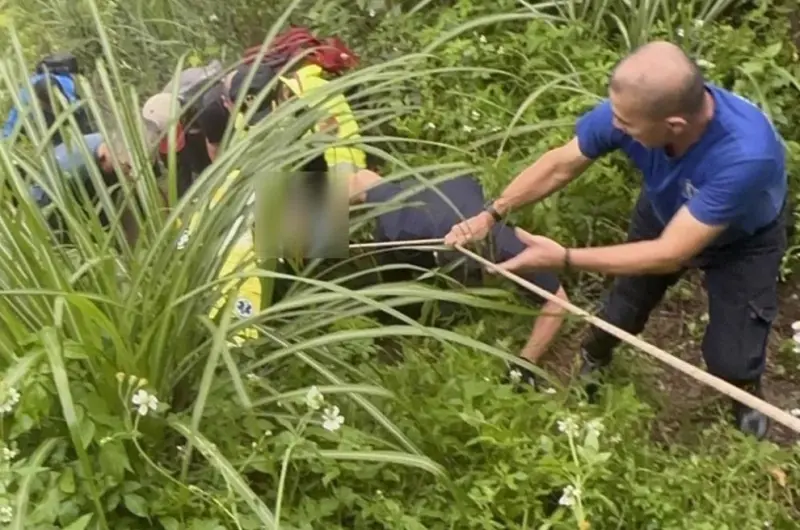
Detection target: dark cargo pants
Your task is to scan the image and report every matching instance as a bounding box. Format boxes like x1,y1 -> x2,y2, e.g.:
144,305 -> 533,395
581,192 -> 787,385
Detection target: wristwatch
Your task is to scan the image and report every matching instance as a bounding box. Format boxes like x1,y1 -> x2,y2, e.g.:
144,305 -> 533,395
483,200 -> 503,223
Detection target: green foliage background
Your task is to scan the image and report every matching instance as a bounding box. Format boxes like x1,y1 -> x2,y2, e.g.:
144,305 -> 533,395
0,0 -> 800,529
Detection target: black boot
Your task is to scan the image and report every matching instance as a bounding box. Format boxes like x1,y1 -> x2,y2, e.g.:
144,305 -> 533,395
731,380 -> 770,440
577,348 -> 611,404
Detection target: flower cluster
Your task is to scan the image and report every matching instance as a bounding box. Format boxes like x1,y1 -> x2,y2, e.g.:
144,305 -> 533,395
791,321 -> 800,353
559,484 -> 580,507
0,503 -> 12,524
0,441 -> 17,524
0,387 -> 20,415
305,386 -> 345,432
1,446 -> 18,463
557,415 -> 606,440
557,416 -> 580,437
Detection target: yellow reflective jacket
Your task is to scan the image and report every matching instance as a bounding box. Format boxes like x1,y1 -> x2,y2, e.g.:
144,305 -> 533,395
234,64 -> 367,170
179,169 -> 260,344
280,64 -> 367,170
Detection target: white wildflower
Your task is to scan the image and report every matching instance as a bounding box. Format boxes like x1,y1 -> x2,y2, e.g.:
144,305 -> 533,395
693,19 -> 704,28
462,124 -> 475,133
368,8 -> 376,17
544,387 -> 557,395
1,446 -> 17,461
497,46 -> 505,55
793,332 -> 800,344
425,122 -> 436,130
470,110 -> 481,120
246,373 -> 259,382
586,418 -> 605,437
610,435 -> 623,444
208,14 -> 218,22
322,405 -> 345,432
558,484 -> 580,507
479,34 -> 487,44
677,28 -> 685,37
131,389 -> 159,417
305,386 -> 324,410
792,321 -> 800,332
176,230 -> 190,250
0,504 -> 12,524
509,369 -> 522,383
791,408 -> 800,417
557,416 -> 579,437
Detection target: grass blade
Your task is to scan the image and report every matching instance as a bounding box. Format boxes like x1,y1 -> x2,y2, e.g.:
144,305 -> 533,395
168,419 -> 277,529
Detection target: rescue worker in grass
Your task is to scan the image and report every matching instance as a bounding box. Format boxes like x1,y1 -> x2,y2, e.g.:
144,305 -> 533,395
28,131 -> 139,245
444,41 -> 789,440
164,59 -> 371,343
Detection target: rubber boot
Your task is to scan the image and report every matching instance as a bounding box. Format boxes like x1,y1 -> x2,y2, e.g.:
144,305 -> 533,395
731,380 -> 770,440
577,348 -> 611,404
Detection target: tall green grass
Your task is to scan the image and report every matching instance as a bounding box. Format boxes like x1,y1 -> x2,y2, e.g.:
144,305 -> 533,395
0,0 -> 576,526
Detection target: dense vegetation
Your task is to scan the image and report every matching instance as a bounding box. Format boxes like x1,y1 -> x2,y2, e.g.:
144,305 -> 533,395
1,0 -> 800,528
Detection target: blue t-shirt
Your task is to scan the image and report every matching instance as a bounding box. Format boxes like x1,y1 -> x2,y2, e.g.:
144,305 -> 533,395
31,132 -> 105,207
575,83 -> 787,240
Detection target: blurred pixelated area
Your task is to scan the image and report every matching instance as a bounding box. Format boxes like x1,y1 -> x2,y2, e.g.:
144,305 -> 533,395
253,169 -> 349,260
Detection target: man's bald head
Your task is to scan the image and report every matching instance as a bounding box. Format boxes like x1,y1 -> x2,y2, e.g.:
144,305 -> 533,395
609,41 -> 706,120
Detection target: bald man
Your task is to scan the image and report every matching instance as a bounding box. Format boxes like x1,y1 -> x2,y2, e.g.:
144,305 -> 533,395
444,41 -> 788,440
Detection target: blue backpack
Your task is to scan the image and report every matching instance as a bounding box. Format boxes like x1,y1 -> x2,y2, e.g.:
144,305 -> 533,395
3,52 -> 94,145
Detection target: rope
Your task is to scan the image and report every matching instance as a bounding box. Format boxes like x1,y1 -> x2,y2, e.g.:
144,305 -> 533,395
348,238 -> 800,434
349,238 -> 445,249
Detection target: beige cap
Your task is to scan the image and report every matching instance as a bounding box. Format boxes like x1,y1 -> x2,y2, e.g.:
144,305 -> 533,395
142,93 -> 185,153
142,93 -> 176,132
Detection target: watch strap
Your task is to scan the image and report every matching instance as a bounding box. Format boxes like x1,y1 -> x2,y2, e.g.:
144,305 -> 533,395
484,201 -> 503,223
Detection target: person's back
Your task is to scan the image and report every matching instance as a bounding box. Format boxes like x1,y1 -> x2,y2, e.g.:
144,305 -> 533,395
366,174 -> 561,298
31,132 -> 105,206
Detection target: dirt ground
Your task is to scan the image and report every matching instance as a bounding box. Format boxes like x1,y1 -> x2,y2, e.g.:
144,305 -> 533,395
539,271 -> 800,447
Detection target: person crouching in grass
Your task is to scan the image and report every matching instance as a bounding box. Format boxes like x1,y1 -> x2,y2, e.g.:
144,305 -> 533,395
347,168 -> 570,390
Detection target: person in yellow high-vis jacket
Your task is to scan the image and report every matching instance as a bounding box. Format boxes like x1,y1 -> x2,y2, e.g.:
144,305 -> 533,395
180,60 -> 367,344
177,168 -> 261,345
224,61 -> 368,180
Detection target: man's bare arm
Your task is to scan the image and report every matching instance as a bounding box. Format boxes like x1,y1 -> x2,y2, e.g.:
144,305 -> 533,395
491,137 -> 595,216
568,206 -> 727,275
444,137 -> 595,245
